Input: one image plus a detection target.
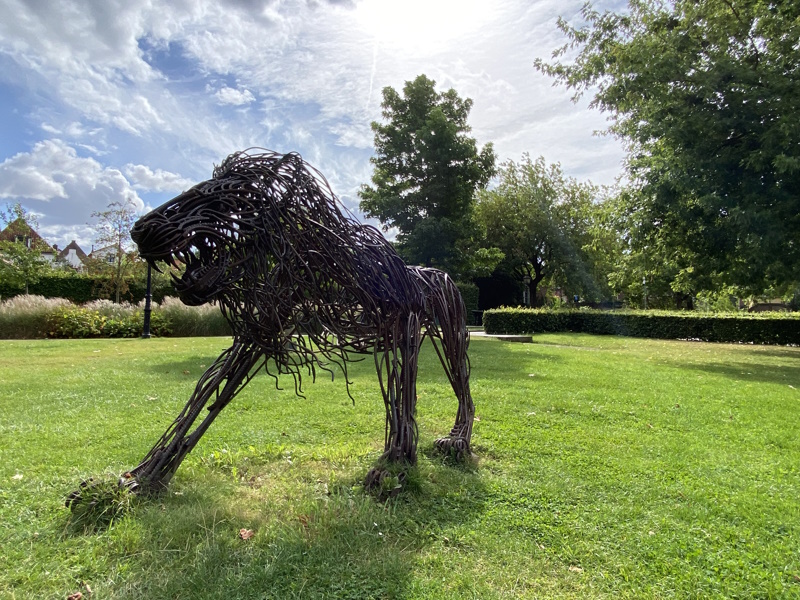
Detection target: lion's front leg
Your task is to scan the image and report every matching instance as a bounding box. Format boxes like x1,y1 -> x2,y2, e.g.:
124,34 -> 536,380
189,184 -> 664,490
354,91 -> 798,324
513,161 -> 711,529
68,341 -> 262,506
127,340 -> 263,494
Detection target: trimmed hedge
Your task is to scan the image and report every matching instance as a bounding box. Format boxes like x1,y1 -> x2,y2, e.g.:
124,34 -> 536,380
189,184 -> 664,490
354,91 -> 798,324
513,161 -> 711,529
0,274 -> 177,304
483,308 -> 800,345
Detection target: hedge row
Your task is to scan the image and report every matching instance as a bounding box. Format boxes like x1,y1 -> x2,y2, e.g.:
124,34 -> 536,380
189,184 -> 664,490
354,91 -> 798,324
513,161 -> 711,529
482,308 -> 800,345
0,275 -> 177,304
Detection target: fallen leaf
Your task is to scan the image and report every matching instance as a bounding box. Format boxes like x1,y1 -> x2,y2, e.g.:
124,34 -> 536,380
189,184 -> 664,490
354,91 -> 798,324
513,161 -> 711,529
648,530 -> 655,536
182,370 -> 190,375
647,423 -> 653,428
568,565 -> 583,573
238,528 -> 254,540
67,593 -> 83,600
12,473 -> 23,480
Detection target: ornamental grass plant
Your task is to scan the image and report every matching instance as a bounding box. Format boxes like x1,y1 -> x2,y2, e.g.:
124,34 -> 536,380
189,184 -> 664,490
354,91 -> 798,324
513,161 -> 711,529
0,294 -> 231,339
0,294 -> 70,338
157,296 -> 231,337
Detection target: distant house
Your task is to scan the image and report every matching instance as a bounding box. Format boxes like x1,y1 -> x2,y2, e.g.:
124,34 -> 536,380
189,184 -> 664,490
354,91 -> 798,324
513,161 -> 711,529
58,240 -> 89,270
89,244 -> 124,266
0,218 -> 58,263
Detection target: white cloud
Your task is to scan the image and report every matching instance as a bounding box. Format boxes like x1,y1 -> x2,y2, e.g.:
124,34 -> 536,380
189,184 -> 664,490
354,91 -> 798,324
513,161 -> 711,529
0,139 -> 144,249
0,146 -> 68,200
214,86 -> 256,106
124,163 -> 195,192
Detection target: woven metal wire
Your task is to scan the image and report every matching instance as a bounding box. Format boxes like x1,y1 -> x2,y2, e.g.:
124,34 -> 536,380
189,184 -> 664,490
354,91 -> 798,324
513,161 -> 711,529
125,149 -> 475,491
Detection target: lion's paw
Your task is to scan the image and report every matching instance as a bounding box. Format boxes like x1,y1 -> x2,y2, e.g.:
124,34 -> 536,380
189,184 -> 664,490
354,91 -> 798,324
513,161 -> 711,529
435,436 -> 471,460
364,468 -> 406,499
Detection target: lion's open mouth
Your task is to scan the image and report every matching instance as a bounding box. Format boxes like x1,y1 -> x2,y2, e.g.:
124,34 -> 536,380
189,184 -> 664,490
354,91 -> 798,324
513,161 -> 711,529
145,240 -> 229,305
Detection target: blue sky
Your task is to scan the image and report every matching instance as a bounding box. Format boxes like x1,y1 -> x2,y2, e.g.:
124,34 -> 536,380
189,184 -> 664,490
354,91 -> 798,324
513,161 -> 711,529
0,0 -> 625,252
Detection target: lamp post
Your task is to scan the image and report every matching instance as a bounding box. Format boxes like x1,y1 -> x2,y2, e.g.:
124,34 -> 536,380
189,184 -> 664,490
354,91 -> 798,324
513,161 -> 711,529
142,263 -> 152,338
523,274 -> 531,307
642,276 -> 648,311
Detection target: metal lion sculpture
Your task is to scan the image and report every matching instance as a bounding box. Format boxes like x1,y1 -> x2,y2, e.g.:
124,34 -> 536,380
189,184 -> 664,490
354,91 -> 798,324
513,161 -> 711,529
79,149 -> 475,497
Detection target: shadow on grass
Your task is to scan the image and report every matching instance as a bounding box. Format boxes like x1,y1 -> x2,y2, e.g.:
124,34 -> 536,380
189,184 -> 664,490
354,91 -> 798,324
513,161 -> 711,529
737,347 -> 800,360
142,355 -> 228,380
668,359 -> 800,386
68,454 -> 486,600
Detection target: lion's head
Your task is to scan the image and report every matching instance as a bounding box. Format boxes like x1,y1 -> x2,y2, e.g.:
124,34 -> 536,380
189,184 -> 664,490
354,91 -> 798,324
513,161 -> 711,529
131,150 -> 319,306
132,183 -> 246,305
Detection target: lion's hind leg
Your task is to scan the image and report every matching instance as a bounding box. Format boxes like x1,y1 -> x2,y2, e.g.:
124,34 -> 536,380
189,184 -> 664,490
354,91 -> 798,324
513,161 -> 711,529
365,313 -> 423,492
419,269 -> 475,460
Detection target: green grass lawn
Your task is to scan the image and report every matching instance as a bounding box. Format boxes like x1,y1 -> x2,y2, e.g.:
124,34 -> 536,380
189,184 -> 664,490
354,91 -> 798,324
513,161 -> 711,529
1,334 -> 799,599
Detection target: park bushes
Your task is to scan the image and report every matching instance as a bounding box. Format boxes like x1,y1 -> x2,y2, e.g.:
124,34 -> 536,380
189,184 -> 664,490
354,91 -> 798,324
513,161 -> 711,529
0,295 -> 231,339
483,307 -> 800,345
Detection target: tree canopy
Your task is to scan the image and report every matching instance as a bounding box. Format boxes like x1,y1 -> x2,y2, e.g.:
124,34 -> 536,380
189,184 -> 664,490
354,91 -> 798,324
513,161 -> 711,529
476,155 -> 609,305
88,199 -> 142,303
536,0 -> 800,296
359,74 -> 496,276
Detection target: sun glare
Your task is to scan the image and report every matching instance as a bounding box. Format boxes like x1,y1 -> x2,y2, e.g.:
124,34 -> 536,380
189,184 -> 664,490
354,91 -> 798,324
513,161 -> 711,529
355,0 -> 488,53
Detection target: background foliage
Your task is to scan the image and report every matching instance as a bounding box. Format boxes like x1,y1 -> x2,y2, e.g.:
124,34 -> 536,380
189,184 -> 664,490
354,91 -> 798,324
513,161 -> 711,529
0,295 -> 231,339
536,0 -> 800,299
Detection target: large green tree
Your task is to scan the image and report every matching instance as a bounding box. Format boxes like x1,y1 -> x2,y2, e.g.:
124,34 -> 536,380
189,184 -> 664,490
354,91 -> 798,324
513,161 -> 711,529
475,155 -> 611,305
536,0 -> 800,296
359,74 -> 496,276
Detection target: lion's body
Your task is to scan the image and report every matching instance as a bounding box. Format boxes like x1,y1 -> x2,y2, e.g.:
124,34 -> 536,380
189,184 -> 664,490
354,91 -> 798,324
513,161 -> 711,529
123,149 -> 475,491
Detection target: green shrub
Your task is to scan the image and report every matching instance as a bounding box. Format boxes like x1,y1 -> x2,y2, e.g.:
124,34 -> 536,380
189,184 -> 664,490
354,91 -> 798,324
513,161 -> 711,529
46,306 -> 161,338
47,306 -> 107,338
483,307 -> 800,345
